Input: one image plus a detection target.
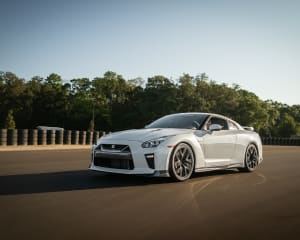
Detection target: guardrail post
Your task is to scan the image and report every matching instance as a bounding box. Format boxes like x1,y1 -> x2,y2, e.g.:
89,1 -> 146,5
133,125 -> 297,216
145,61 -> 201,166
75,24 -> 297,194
38,130 -> 47,145
0,129 -> 7,146
93,131 -> 99,144
7,129 -> 18,146
79,131 -> 86,145
29,129 -> 38,145
64,130 -> 72,144
86,131 -> 93,145
56,130 -> 64,144
47,130 -> 55,145
18,129 -> 28,145
72,130 -> 79,144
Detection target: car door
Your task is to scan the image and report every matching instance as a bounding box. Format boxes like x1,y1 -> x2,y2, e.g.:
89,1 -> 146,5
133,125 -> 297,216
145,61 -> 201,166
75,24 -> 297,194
202,117 -> 237,167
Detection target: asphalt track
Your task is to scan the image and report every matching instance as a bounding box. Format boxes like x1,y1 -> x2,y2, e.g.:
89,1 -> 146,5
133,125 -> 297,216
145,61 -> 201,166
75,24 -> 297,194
0,146 -> 299,240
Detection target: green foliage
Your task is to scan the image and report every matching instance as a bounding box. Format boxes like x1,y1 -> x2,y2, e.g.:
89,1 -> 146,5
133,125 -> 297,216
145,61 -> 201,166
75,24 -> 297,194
276,113 -> 300,137
88,119 -> 94,131
5,110 -> 16,129
0,70 -> 299,137
45,73 -> 62,90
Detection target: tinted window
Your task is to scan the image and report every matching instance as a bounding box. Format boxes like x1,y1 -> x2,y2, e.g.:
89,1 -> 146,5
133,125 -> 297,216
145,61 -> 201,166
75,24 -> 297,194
207,117 -> 229,130
146,114 -> 209,129
228,121 -> 238,130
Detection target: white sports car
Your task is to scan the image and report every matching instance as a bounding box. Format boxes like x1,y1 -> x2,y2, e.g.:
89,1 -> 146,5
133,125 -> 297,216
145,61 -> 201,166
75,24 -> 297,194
89,113 -> 263,181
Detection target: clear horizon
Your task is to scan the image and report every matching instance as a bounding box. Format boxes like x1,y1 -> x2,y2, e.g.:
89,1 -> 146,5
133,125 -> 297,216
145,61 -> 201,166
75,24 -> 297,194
1,0 -> 299,105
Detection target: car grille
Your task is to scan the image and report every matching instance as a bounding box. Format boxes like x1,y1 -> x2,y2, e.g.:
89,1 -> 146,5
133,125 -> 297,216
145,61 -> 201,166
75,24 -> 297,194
93,144 -> 134,170
96,144 -> 130,153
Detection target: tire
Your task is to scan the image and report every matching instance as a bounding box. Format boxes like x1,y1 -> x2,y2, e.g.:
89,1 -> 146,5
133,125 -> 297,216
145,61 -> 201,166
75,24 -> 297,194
169,143 -> 195,181
239,143 -> 259,172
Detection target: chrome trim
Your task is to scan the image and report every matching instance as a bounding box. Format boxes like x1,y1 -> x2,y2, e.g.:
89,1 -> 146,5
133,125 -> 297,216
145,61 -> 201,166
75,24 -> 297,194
98,144 -> 131,153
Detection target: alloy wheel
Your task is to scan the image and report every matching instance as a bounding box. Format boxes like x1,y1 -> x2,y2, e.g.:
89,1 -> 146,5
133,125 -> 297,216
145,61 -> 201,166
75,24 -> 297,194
170,143 -> 195,181
245,144 -> 258,171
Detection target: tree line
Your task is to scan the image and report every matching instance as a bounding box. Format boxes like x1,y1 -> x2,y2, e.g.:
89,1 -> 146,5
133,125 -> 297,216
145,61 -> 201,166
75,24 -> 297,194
0,71 -> 299,137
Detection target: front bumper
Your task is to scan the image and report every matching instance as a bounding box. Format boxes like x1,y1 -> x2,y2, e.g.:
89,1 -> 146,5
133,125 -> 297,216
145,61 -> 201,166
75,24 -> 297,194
89,139 -> 172,177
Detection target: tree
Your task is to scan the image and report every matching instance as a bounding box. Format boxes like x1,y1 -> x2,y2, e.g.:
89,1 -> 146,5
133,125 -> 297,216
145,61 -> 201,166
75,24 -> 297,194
70,78 -> 91,96
0,70 -> 299,136
5,110 -> 16,129
0,72 -> 28,128
275,113 -> 299,137
177,74 -> 196,112
88,119 -> 94,131
45,73 -> 62,90
142,75 -> 177,123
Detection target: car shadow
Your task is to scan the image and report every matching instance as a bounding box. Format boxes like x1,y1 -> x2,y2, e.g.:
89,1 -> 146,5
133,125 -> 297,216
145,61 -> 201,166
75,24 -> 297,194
0,170 -> 171,195
0,169 -> 240,195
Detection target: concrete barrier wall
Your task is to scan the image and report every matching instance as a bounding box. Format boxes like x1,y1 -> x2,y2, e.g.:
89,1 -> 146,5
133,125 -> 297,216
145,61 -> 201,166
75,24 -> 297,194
0,129 -> 299,146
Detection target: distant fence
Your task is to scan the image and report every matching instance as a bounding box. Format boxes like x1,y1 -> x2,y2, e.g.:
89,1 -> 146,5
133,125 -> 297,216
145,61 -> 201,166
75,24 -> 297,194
0,129 -> 299,146
0,129 -> 106,146
261,137 -> 300,146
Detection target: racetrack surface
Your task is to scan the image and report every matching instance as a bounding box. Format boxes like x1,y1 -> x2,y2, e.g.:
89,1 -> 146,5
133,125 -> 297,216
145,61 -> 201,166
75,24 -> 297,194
0,146 -> 299,240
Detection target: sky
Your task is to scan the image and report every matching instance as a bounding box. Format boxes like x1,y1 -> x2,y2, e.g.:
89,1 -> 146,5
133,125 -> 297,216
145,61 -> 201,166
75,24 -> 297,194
1,0 -> 299,105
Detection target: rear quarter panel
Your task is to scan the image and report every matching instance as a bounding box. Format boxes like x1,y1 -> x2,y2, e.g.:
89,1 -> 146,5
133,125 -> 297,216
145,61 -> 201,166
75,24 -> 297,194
233,130 -> 263,165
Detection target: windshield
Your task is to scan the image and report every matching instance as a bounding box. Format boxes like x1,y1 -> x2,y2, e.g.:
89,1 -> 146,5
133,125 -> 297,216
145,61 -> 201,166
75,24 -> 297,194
146,114 -> 209,129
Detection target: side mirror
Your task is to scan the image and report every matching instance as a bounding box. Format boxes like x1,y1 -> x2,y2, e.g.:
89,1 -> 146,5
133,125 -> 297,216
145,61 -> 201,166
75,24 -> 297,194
243,126 -> 254,131
209,124 -> 223,131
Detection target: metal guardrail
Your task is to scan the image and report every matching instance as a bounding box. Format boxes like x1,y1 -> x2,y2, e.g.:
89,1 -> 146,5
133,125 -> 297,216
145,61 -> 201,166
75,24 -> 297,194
0,129 -> 105,146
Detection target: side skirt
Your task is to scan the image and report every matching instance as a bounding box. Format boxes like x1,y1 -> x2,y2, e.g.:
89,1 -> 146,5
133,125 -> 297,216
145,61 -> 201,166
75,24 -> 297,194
194,163 -> 243,173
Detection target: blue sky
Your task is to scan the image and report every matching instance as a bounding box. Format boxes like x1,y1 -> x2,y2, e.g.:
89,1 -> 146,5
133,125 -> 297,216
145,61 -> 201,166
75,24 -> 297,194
1,0 -> 299,105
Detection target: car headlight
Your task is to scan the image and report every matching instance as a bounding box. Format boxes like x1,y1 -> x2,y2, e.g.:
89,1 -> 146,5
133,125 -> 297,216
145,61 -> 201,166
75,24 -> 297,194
141,136 -> 171,148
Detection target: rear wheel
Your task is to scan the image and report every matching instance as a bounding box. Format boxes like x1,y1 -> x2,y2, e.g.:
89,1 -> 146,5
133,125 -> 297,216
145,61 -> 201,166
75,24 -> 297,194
169,143 -> 195,181
240,144 -> 259,172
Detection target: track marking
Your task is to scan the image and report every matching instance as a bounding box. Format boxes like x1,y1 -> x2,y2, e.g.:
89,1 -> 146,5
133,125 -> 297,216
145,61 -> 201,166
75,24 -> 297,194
190,176 -> 222,196
253,173 -> 266,186
174,176 -> 223,210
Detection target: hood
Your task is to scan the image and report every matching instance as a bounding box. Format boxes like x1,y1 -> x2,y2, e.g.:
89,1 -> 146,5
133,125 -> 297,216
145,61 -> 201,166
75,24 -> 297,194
101,128 -> 193,142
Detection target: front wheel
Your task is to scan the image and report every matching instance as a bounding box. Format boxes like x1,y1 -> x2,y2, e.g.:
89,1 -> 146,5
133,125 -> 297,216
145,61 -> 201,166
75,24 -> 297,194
169,143 -> 195,181
240,144 -> 259,172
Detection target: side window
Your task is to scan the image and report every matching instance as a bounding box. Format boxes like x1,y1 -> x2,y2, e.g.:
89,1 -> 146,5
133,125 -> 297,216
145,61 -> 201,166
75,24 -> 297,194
207,117 -> 228,130
228,121 -> 239,130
